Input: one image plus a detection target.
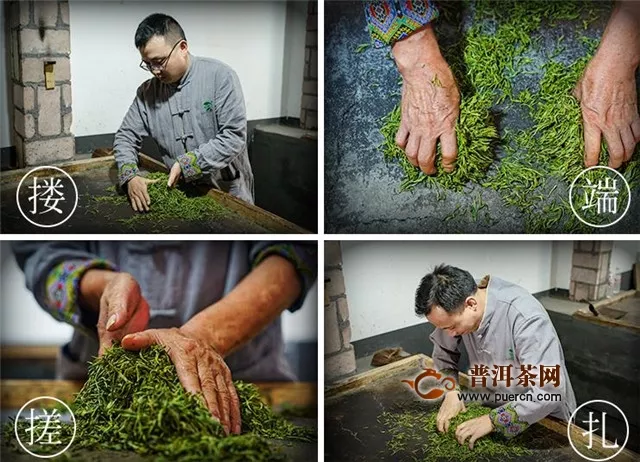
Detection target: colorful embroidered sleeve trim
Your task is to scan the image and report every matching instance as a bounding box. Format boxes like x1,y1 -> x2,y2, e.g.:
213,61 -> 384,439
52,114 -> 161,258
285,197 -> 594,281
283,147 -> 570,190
489,403 -> 530,438
45,259 -> 117,328
364,0 -> 439,48
252,244 -> 317,312
118,162 -> 139,186
177,151 -> 203,182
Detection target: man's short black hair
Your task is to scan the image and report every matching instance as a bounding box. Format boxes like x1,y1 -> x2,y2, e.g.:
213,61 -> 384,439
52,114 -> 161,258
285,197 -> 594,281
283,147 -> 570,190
135,13 -> 186,49
415,264 -> 478,316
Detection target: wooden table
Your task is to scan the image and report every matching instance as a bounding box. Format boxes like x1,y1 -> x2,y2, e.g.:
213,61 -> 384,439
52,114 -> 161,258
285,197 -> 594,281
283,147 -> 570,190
326,354 -> 638,462
1,155 -> 308,234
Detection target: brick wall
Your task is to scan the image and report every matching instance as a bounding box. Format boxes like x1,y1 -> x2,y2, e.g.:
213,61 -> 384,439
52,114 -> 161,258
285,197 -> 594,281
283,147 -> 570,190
300,1 -> 317,131
9,1 -> 74,167
569,241 -> 613,302
325,241 -> 356,382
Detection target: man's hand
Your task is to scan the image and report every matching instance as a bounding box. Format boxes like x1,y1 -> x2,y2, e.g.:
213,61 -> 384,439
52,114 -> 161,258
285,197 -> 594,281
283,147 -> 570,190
168,161 -> 182,188
392,24 -> 460,175
121,327 -> 241,436
126,176 -> 158,212
455,414 -> 494,449
436,390 -> 466,433
94,272 -> 150,356
574,2 -> 640,168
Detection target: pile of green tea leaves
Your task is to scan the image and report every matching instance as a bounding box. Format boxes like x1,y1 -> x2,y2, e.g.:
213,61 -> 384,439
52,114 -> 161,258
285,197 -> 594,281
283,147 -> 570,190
378,402 -> 530,461
3,345 -> 314,461
374,0 -> 639,232
92,172 -> 228,230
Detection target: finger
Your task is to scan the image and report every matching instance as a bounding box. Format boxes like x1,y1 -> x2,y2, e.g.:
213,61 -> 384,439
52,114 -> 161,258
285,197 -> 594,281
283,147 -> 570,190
604,130 -> 625,169
436,414 -> 444,433
130,194 -> 139,212
225,373 -> 241,434
169,346 -> 203,398
631,118 -> 640,143
97,296 -> 108,356
136,192 -> 149,212
105,283 -> 143,334
168,171 -> 177,188
143,186 -> 151,207
405,134 -> 419,167
469,434 -> 480,450
621,126 -> 636,162
583,115 -> 601,167
121,330 -> 157,350
440,130 -> 458,173
220,365 -> 242,435
198,360 -> 225,432
457,427 -> 470,446
133,195 -> 145,213
214,373 -> 231,435
461,400 -> 466,412
418,137 -> 437,175
444,417 -> 451,433
396,121 -> 409,150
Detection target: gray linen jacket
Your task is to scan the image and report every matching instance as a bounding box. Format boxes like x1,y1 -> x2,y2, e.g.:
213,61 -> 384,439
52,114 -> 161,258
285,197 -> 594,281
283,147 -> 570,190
430,276 -> 577,426
113,54 -> 254,204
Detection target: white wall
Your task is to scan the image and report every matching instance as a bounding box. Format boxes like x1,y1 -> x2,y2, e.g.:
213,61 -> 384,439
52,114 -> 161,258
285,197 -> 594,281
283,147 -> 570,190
551,241 -> 573,290
0,241 -> 317,346
0,1 -> 306,146
1,2 -> 12,148
610,241 -> 640,274
69,0 -> 298,136
341,241 -> 554,342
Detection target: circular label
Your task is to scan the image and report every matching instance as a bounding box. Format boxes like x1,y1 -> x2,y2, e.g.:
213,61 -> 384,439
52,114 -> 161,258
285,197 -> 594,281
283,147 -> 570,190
14,396 -> 76,458
16,166 -> 79,228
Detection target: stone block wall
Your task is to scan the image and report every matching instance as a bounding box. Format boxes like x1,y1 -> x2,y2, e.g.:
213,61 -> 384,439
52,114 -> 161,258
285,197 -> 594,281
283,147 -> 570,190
300,1 -> 317,131
9,1 -> 74,167
569,241 -> 614,301
325,241 -> 356,382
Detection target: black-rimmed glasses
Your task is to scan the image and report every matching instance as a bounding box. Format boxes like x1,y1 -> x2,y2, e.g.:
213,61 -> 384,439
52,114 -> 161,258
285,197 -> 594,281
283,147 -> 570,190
139,40 -> 183,73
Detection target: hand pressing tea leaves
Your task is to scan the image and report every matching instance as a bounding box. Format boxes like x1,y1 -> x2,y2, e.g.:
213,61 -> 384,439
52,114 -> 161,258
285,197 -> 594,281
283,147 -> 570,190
93,172 -> 228,229
4,345 -> 314,461
375,0 -> 639,232
378,402 -> 531,462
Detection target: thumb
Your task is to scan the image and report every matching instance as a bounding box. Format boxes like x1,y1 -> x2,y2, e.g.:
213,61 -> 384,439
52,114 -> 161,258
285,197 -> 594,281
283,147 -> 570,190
105,280 -> 141,332
168,164 -> 180,187
461,400 -> 467,412
122,330 -> 158,351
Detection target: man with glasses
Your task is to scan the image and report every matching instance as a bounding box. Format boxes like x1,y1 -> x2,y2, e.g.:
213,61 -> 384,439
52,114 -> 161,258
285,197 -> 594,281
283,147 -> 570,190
114,13 -> 254,212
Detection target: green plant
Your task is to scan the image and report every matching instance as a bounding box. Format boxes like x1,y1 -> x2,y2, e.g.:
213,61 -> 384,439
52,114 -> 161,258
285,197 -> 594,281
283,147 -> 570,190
4,345 -> 314,461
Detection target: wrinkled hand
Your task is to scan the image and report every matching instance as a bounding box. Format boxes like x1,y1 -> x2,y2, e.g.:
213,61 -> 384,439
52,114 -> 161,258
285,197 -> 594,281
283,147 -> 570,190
121,327 -> 241,436
455,414 -> 494,449
437,391 -> 466,433
392,25 -> 460,175
168,161 -> 182,188
574,2 -> 640,169
97,272 -> 150,356
574,55 -> 640,168
126,176 -> 159,212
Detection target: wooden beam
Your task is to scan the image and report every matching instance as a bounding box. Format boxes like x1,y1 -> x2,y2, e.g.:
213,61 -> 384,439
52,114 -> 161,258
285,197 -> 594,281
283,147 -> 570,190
1,380 -> 316,410
0,346 -> 59,360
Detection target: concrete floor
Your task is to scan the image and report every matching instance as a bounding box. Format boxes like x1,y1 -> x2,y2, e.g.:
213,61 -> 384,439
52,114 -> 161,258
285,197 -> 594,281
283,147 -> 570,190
325,1 -> 640,234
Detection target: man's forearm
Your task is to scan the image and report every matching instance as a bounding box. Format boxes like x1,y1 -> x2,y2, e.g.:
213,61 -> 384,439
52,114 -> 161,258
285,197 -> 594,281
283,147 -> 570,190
180,255 -> 302,357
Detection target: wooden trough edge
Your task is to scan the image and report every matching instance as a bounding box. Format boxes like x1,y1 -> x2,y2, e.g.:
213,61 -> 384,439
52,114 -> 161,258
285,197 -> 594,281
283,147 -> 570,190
1,380 -> 317,410
1,154 -> 309,234
325,353 -> 638,461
